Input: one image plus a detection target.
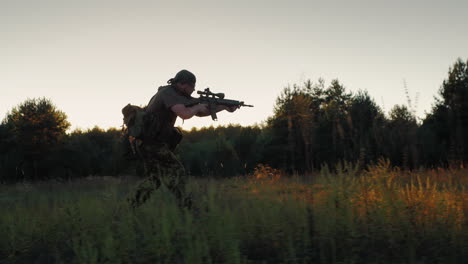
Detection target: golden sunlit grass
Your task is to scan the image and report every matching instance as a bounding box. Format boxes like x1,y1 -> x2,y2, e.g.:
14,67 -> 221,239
254,162 -> 465,229
0,163 -> 466,263
247,161 -> 466,227
235,162 -> 467,263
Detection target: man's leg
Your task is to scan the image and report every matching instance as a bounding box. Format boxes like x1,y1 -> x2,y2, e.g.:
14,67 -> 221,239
128,156 -> 162,208
156,146 -> 191,208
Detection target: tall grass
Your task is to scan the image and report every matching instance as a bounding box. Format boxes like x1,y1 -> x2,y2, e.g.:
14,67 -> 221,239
0,164 -> 466,263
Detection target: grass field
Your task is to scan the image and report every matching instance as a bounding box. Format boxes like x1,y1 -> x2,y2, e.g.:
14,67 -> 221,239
0,162 -> 467,264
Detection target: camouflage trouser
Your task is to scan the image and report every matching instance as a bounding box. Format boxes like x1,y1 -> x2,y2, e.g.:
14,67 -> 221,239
128,143 -> 190,208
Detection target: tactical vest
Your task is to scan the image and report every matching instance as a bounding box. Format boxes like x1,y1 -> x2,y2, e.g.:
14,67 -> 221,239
121,103 -> 182,153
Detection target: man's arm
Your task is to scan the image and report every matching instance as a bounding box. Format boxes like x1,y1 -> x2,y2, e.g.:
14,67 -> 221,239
171,104 -> 209,120
171,104 -> 237,119
194,105 -> 239,117
195,105 -> 236,117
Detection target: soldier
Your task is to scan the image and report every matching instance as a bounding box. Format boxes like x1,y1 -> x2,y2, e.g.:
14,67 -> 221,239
128,69 -> 237,208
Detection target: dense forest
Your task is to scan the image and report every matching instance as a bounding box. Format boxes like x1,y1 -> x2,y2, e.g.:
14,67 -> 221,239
1,58 -> 467,182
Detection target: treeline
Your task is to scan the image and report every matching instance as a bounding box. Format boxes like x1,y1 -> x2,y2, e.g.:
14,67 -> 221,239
0,58 -> 467,182
0,97 -> 147,182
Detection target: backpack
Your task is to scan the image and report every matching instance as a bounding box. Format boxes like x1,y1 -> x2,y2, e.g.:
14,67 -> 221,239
121,104 -> 159,156
121,104 -> 147,139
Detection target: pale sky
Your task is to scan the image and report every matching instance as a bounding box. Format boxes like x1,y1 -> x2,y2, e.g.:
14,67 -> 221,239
1,0 -> 467,131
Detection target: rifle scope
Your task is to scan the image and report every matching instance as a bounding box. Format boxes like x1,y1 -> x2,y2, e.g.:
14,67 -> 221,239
197,88 -> 225,99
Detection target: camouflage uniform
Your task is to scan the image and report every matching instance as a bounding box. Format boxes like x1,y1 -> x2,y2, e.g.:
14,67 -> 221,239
128,142 -> 189,208
128,70 -> 195,209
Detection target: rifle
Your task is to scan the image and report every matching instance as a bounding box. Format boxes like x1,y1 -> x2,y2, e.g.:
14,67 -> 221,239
185,88 -> 254,120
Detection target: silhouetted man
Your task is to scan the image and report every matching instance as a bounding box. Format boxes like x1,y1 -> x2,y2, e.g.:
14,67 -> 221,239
128,69 -> 237,208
